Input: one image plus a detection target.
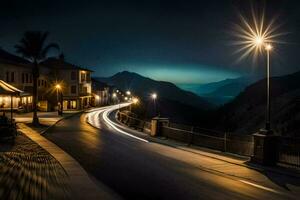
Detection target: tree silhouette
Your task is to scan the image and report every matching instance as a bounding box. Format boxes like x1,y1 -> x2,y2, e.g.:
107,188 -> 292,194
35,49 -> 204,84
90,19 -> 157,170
15,31 -> 59,125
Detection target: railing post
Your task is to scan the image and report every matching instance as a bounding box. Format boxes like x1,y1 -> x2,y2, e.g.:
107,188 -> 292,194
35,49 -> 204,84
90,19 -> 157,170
224,132 -> 227,152
189,127 -> 194,146
251,131 -> 279,166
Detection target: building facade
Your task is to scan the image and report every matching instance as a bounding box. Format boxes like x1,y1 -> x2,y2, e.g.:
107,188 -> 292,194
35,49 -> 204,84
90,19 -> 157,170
0,49 -> 95,111
42,57 -> 93,110
91,78 -> 110,107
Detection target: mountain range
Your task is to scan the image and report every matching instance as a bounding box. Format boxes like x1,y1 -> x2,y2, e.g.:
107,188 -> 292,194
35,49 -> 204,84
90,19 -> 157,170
95,71 -> 212,110
178,76 -> 260,105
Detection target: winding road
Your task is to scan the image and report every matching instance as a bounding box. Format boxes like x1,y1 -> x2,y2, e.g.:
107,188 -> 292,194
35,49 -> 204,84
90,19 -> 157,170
44,104 -> 299,200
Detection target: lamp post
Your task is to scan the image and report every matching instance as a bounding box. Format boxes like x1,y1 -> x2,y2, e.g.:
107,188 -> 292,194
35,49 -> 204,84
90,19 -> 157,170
130,97 -> 139,112
112,93 -> 117,104
234,12 -> 280,165
55,84 -> 63,116
151,93 -> 157,116
265,44 -> 272,131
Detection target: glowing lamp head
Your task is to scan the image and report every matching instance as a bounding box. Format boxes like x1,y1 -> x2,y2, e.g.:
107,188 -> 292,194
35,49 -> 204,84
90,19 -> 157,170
124,97 -> 128,101
254,36 -> 264,47
151,93 -> 157,100
55,84 -> 61,89
265,44 -> 273,51
133,98 -> 139,104
95,95 -> 100,100
112,93 -> 117,98
126,90 -> 131,95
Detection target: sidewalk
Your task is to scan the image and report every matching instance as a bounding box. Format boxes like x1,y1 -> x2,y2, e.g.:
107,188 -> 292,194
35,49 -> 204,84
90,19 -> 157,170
14,110 -> 82,124
16,111 -> 119,200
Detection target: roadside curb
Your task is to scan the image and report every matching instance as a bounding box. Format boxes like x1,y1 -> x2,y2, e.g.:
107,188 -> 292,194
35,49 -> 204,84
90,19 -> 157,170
18,122 -> 118,200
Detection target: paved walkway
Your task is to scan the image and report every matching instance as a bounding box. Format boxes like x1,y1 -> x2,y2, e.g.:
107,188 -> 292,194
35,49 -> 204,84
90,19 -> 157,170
18,123 -> 118,200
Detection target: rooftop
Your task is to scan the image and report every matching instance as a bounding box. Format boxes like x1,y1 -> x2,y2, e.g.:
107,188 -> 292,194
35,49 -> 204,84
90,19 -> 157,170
42,57 -> 93,72
0,48 -> 31,67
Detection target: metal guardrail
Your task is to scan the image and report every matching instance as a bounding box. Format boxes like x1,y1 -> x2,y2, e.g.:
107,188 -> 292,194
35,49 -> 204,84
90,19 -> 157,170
117,112 -> 150,133
278,137 -> 300,168
117,111 -> 299,168
161,126 -> 254,156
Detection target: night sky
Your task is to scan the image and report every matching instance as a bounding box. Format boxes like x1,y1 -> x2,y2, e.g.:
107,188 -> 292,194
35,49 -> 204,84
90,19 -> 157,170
1,0 -> 300,84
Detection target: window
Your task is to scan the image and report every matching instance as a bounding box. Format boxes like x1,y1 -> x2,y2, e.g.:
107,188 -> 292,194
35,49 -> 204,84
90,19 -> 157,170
38,79 -> 40,86
26,74 -> 29,83
22,73 -> 25,83
71,71 -> 76,80
71,85 -> 77,94
11,72 -> 14,82
86,72 -> 91,82
81,72 -> 86,82
83,86 -> 87,93
6,72 -> 9,82
41,80 -> 44,86
29,75 -> 32,83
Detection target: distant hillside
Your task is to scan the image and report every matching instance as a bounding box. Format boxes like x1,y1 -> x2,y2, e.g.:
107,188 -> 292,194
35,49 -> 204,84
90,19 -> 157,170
216,71 -> 300,137
95,71 -> 213,110
179,76 -> 259,105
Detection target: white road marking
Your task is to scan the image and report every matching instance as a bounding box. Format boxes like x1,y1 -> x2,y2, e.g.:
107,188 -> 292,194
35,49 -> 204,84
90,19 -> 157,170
239,180 -> 281,194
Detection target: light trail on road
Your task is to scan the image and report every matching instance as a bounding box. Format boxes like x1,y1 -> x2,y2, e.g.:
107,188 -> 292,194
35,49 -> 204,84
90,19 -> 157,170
44,104 -> 299,200
86,104 -> 149,143
85,104 -> 287,196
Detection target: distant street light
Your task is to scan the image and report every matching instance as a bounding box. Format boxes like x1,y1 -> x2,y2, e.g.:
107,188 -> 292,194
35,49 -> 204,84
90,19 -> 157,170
126,90 -> 131,96
151,93 -> 158,116
132,97 -> 139,104
151,93 -> 157,100
112,92 -> 117,105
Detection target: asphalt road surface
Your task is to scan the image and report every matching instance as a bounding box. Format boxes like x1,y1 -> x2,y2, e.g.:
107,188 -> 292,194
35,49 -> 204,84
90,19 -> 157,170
44,104 -> 299,200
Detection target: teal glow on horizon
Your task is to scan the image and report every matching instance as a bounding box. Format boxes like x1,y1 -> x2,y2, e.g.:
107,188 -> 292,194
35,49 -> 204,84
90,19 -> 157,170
107,64 -> 241,84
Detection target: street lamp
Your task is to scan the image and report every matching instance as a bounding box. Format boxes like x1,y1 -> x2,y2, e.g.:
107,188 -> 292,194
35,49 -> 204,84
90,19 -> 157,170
126,90 -> 131,96
151,93 -> 158,116
233,12 -> 281,132
112,92 -> 117,105
233,11 -> 284,165
55,84 -> 63,116
132,97 -> 139,104
151,93 -> 157,100
265,43 -> 273,130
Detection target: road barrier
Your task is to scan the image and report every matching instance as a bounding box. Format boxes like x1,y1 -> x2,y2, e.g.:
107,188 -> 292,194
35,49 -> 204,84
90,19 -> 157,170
278,137 -> 300,169
118,111 -> 150,133
117,111 -> 300,169
162,123 -> 254,157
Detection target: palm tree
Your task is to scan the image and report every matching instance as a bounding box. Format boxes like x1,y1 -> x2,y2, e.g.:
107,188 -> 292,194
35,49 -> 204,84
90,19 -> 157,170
15,31 -> 59,125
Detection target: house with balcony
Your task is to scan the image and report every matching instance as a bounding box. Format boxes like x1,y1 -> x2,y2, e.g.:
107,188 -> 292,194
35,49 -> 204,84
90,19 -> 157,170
42,57 -> 93,110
